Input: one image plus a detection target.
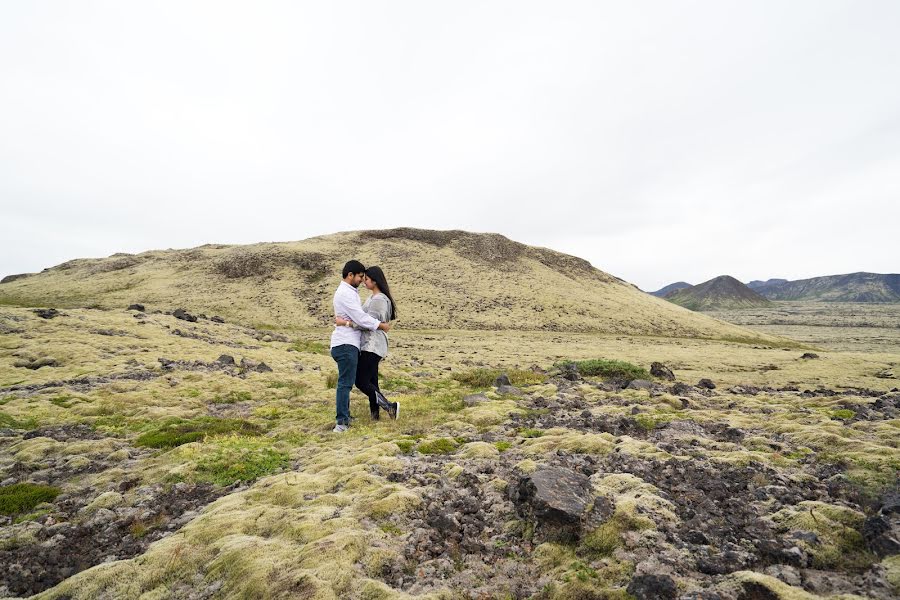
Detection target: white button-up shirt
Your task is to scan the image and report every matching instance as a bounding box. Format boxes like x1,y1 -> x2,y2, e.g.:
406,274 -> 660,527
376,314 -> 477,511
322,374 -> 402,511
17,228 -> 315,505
330,281 -> 381,349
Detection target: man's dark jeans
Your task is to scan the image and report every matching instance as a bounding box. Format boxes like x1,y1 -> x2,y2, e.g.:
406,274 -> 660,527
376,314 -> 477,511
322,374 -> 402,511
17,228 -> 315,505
331,344 -> 359,426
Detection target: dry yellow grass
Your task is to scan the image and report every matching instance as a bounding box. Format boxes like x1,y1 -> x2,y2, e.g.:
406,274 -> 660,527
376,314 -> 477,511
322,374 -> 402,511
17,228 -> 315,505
0,229 -> 783,342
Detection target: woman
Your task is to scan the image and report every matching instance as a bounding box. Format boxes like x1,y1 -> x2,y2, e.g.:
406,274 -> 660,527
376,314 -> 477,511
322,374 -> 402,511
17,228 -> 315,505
335,266 -> 399,420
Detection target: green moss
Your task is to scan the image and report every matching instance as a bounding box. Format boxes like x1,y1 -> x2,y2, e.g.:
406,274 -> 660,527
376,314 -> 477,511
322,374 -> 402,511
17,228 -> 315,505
633,415 -> 658,431
0,410 -> 37,430
452,368 -> 546,389
395,439 -> 415,453
556,359 -> 649,382
519,428 -> 545,439
417,438 -> 459,455
211,390 -> 252,404
581,510 -> 655,558
290,339 -> 328,354
135,417 -> 265,449
495,441 -> 513,452
830,409 -> 855,420
194,436 -> 290,485
0,483 -> 61,515
772,501 -> 874,570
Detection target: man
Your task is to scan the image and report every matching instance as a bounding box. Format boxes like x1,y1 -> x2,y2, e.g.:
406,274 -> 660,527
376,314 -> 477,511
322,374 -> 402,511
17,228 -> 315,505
330,260 -> 391,433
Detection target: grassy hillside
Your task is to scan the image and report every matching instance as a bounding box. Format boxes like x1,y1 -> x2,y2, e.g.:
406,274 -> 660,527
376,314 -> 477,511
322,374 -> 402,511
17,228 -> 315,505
665,275 -> 774,311
0,229 -> 775,342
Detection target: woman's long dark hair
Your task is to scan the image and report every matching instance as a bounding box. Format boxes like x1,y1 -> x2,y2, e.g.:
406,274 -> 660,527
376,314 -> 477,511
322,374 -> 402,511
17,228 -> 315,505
365,265 -> 397,321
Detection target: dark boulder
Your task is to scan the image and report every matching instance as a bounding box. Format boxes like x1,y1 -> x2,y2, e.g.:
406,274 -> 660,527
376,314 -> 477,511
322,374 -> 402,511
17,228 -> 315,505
127,304 -> 145,312
216,355 -> 236,366
173,308 -> 197,322
863,489 -> 900,557
626,574 -> 677,600
627,379 -> 653,391
32,308 -> 60,319
671,382 -> 696,396
495,373 -> 511,387
240,358 -> 272,373
697,378 -> 716,390
650,362 -> 676,381
800,352 -> 819,359
211,316 -> 225,323
511,467 -> 592,540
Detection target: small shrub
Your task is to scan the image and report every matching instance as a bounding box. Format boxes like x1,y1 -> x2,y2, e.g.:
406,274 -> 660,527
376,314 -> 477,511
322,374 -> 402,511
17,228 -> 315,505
135,418 -> 264,449
830,409 -> 855,421
0,483 -> 61,515
418,438 -> 459,455
325,372 -> 338,389
556,359 -> 650,382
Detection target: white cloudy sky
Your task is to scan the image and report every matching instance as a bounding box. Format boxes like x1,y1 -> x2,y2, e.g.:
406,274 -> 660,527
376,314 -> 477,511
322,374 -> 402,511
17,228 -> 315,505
1,1 -> 898,291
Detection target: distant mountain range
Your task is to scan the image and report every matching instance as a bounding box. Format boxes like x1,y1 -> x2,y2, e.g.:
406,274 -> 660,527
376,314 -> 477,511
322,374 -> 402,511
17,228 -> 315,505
652,272 -> 900,307
747,272 -> 900,302
663,275 -> 773,311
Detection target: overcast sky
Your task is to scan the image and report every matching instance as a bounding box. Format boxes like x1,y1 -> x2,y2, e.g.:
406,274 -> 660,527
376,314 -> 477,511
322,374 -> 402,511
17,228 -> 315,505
1,1 -> 898,291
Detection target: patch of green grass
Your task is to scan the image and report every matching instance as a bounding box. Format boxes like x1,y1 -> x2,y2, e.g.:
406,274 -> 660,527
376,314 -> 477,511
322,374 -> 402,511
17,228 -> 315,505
1,394 -> 19,405
395,439 -> 415,453
495,441 -> 513,452
135,417 -> 265,449
0,411 -> 37,430
519,428 -> 545,439
325,372 -> 338,389
47,394 -> 79,408
830,409 -> 856,420
633,414 -> 658,431
381,375 -> 418,391
193,436 -> 290,485
556,359 -> 650,382
417,438 -> 459,455
185,388 -> 202,398
291,339 -> 329,354
452,368 -> 547,389
0,483 -> 61,516
581,510 -> 655,558
211,390 -> 252,404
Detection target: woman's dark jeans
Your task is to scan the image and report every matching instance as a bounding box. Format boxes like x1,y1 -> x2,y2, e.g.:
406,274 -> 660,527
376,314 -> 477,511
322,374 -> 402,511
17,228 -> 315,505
356,351 -> 383,416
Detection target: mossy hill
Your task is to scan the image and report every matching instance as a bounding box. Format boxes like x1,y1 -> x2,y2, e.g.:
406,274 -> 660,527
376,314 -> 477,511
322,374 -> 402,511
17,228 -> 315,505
0,228 -> 773,341
664,275 -> 774,311
748,272 -> 900,302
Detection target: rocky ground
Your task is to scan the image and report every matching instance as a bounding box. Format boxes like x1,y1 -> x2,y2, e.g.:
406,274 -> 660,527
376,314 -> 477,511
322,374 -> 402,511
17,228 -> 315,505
0,305 -> 898,599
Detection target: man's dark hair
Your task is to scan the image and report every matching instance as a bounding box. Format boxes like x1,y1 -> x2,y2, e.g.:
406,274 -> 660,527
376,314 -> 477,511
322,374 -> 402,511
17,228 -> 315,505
342,260 -> 366,278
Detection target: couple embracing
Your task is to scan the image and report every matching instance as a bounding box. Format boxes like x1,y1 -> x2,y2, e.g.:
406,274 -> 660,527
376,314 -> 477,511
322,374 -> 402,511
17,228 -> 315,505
329,260 -> 399,433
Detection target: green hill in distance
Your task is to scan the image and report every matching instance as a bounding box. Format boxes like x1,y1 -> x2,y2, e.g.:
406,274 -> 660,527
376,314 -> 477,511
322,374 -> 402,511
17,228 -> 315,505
664,275 -> 774,311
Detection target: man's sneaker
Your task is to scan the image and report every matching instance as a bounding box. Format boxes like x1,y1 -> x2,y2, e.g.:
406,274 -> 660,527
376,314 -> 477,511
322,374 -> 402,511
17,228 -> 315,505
332,424 -> 349,433
386,401 -> 400,420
